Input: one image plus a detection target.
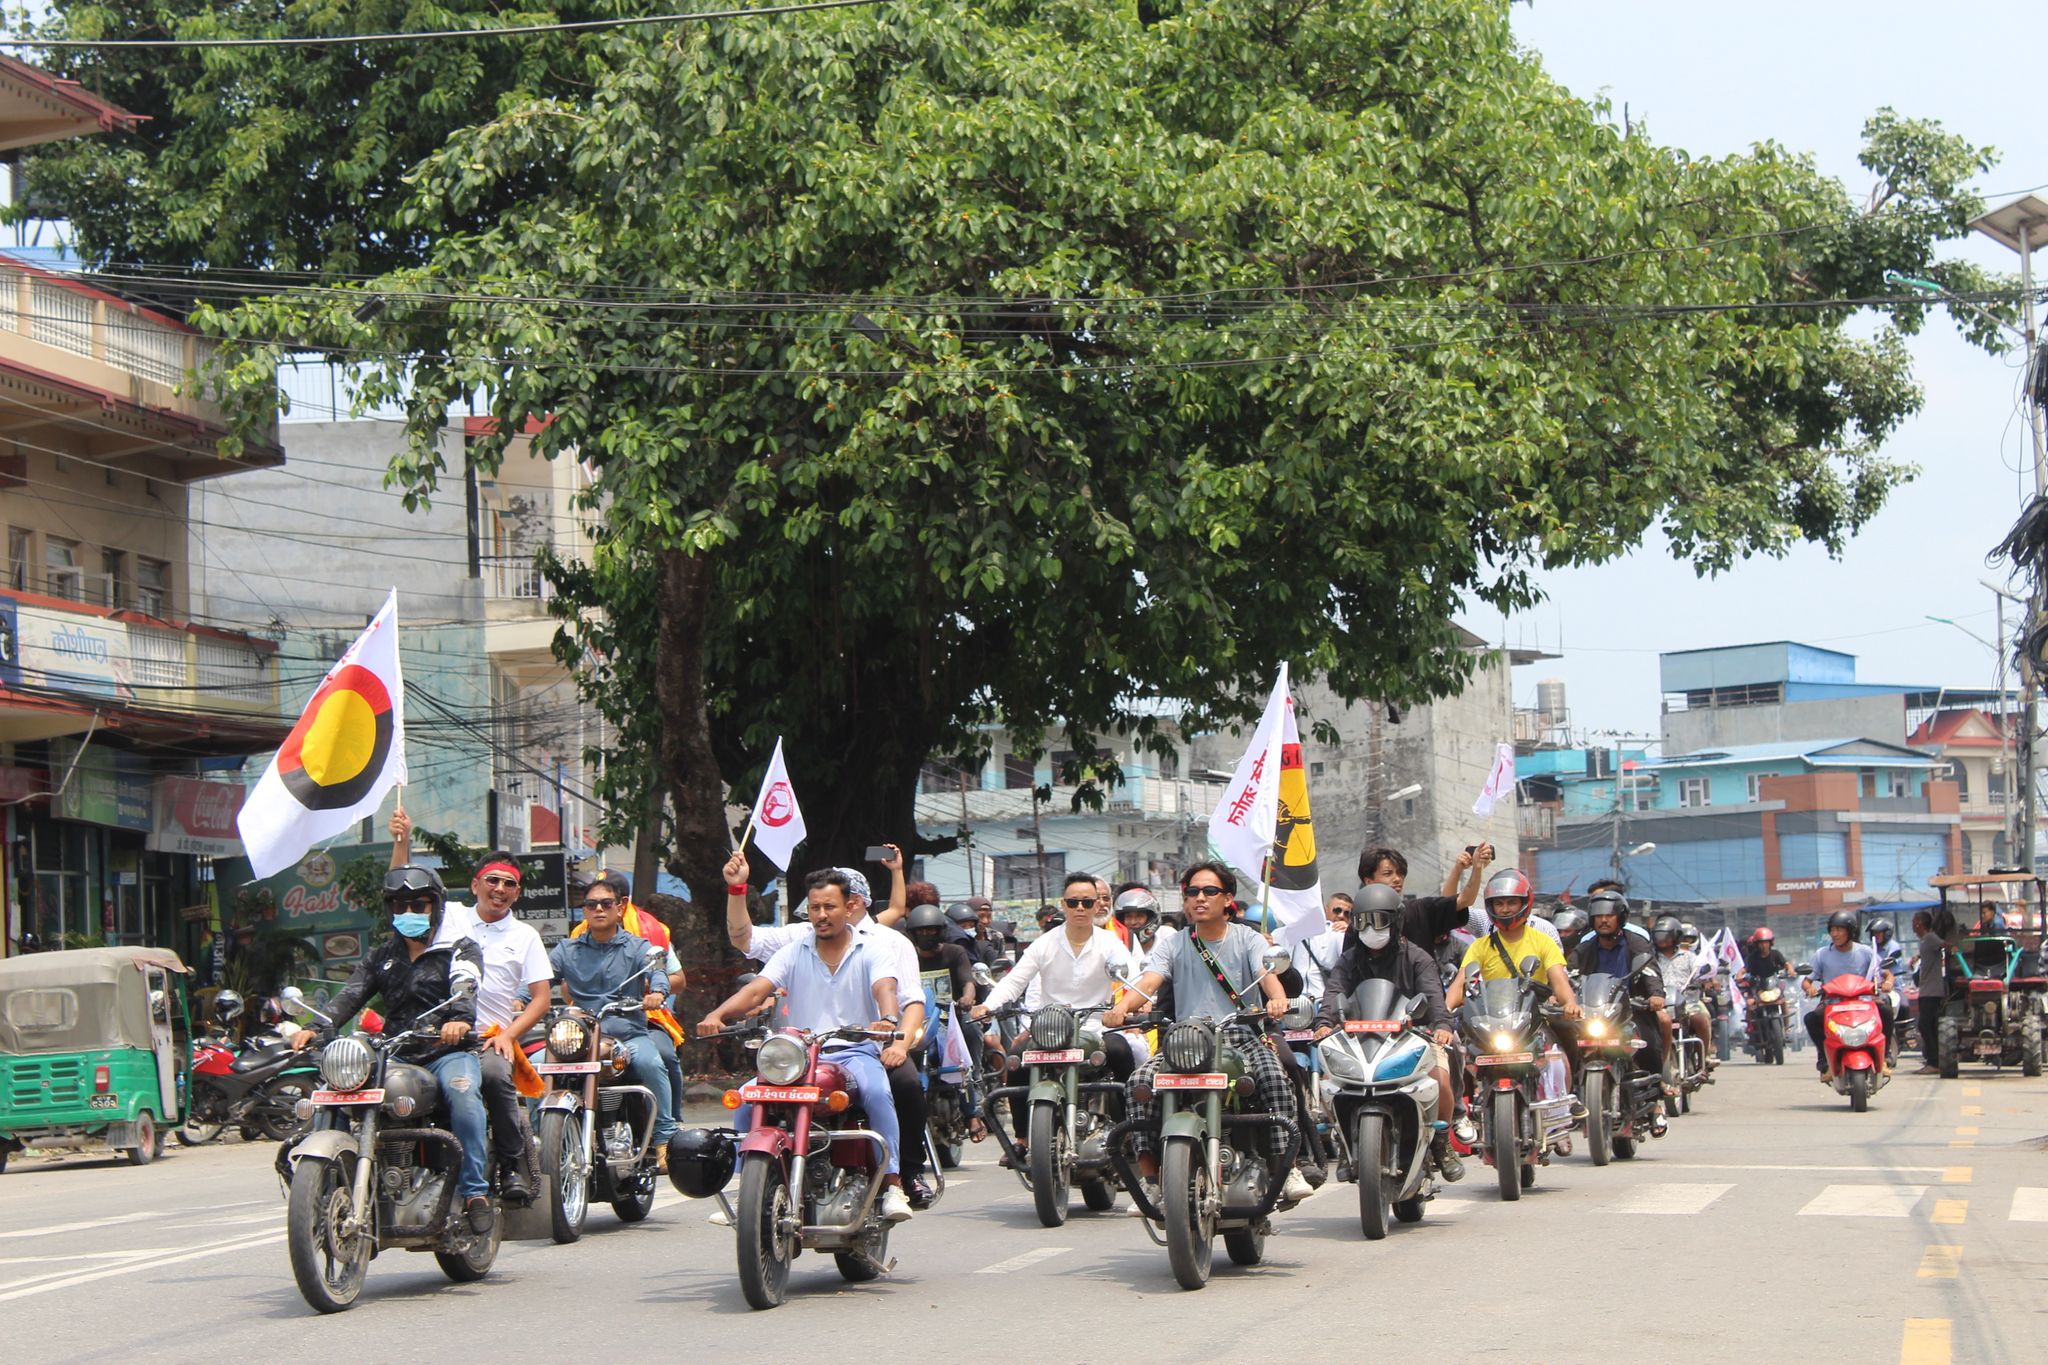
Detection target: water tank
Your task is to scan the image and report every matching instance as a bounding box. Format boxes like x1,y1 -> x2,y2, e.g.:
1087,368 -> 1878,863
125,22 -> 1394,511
1536,678 -> 1567,725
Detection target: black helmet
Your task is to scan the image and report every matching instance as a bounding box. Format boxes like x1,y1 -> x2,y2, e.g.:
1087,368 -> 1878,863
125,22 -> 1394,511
383,865 -> 447,906
665,1127 -> 737,1199
1113,888 -> 1159,926
945,902 -> 978,928
1584,888 -> 1630,929
1826,909 -> 1859,939
211,989 -> 245,1024
1553,906 -> 1590,950
907,905 -> 949,947
1351,883 -> 1404,937
1652,914 -> 1683,949
1868,918 -> 1895,942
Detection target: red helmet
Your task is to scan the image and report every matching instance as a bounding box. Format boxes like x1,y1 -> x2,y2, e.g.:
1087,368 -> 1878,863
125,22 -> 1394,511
1483,867 -> 1534,927
1750,927 -> 1774,945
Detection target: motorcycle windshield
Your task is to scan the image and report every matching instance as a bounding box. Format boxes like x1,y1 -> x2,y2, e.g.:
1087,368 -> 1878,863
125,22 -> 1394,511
1463,978 -> 1532,1032
1342,979 -> 1403,1023
1578,973 -> 1626,1015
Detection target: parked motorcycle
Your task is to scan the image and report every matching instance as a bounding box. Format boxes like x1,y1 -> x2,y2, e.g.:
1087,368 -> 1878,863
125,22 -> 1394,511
1804,966 -> 1889,1111
279,982 -> 500,1314
182,1030 -> 320,1145
1318,979 -> 1440,1239
985,1002 -> 1127,1226
673,1022 -> 905,1310
1458,962 -> 1574,1201
1571,970 -> 1662,1165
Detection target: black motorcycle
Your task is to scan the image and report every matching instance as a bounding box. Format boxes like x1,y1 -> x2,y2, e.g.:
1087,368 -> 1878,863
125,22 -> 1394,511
181,1030 -> 321,1146
1570,970 -> 1663,1165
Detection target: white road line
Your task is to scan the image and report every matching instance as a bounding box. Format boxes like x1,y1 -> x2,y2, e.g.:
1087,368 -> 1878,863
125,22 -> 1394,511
1797,1184 -> 1928,1218
1604,1183 -> 1732,1216
159,1214 -> 281,1231
0,1231 -> 285,1304
974,1247 -> 1070,1275
1655,1163 -> 1952,1174
2009,1187 -> 2048,1222
0,1211 -> 168,1240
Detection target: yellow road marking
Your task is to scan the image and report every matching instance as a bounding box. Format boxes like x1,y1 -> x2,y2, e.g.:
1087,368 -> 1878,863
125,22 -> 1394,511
1917,1246 -> 1963,1279
1960,1104 -> 1983,1116
1930,1199 -> 1967,1225
1941,1166 -> 1972,1185
1946,1140 -> 1975,1149
1961,1084 -> 1981,1097
1955,1125 -> 1978,1136
1901,1319 -> 1952,1365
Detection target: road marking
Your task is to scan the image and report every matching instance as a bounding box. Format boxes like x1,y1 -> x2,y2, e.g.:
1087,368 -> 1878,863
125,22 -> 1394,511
974,1247 -> 1069,1275
160,1213 -> 279,1231
1947,1140 -> 1974,1150
1954,1126 -> 1978,1137
2009,1188 -> 2048,1222
1655,1163 -> 1952,1174
0,1231 -> 283,1304
1959,1104 -> 1983,1116
1900,1318 -> 1951,1365
1942,1166 -> 1972,1185
1960,1084 -> 1981,1097
1930,1199 -> 1967,1226
0,1211 -> 168,1241
1916,1245 -> 1963,1280
1798,1185 -> 1928,1218
1605,1183 -> 1731,1216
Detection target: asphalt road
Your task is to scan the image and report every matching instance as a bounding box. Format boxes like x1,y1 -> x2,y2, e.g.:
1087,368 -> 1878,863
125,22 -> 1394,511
2,1056 -> 2044,1363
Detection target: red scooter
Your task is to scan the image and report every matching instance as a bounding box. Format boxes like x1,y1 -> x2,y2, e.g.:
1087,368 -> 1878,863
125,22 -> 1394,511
1813,970 -> 1888,1112
669,1023 -> 902,1310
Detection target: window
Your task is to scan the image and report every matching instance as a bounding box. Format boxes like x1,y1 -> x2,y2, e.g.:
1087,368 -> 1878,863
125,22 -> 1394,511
1310,761 -> 1325,778
1678,777 -> 1711,808
1859,769 -> 1877,798
43,537 -> 81,598
100,549 -> 127,609
6,527 -> 30,590
1745,774 -> 1764,804
993,852 -> 1064,902
136,557 -> 170,617
1003,752 -> 1036,790
1949,762 -> 1970,803
920,760 -> 969,795
1883,770 -> 1909,799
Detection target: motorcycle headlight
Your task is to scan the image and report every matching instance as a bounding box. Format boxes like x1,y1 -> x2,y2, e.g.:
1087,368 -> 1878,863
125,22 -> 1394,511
1832,1021 -> 1873,1048
319,1036 -> 373,1093
1759,989 -> 1781,1004
1491,1031 -> 1516,1052
1585,1018 -> 1609,1038
1319,1038 -> 1365,1082
1030,1006 -> 1078,1051
547,1016 -> 589,1060
757,1033 -> 809,1086
1164,1021 -> 1216,1072
1280,997 -> 1315,1031
1373,1039 -> 1426,1082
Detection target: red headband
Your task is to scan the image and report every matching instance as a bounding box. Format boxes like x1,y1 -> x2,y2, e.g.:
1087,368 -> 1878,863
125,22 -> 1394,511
478,860 -> 522,884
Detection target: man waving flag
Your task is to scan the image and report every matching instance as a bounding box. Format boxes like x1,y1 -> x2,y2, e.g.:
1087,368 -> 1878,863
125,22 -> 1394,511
1208,665 -> 1323,947
238,590 -> 407,878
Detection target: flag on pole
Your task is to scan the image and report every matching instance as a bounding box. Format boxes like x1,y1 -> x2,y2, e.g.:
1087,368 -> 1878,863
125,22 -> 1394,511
1472,742 -> 1517,817
1714,928 -> 1747,1029
238,590 -> 406,879
1208,665 -> 1323,947
746,737 -> 807,871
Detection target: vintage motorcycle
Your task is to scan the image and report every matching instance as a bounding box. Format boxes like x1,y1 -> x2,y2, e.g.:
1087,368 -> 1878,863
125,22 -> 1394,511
985,1002 -> 1128,1226
279,981 -> 501,1314
1317,979 -> 1441,1239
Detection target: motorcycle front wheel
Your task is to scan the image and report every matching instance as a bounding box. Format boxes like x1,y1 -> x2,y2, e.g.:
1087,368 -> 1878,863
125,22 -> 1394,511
538,1110 -> 588,1244
1491,1091 -> 1520,1203
736,1153 -> 793,1310
1583,1071 -> 1611,1167
1161,1137 -> 1215,1291
1847,1069 -> 1869,1113
286,1155 -> 369,1314
177,1119 -> 225,1147
1354,1112 -> 1391,1240
1028,1102 -> 1070,1228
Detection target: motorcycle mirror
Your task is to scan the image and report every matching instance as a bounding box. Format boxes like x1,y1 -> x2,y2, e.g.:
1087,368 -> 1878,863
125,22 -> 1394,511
453,975 -> 479,1001
971,962 -> 996,989
1261,947 -> 1292,975
1795,963 -> 1814,976
1402,994 -> 1426,1020
1519,956 -> 1541,976
1629,953 -> 1654,975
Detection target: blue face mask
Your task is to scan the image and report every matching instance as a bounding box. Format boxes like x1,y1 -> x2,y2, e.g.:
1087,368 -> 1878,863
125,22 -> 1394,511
392,912 -> 432,940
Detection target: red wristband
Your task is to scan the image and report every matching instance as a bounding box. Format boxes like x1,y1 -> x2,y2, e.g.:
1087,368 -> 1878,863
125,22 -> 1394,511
726,883 -> 749,897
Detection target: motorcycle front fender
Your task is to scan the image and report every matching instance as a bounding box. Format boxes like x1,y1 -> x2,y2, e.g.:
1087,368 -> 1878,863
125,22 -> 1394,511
737,1126 -> 791,1159
1026,1077 -> 1067,1109
286,1128 -> 359,1168
1840,1050 -> 1877,1072
537,1091 -> 582,1114
1159,1109 -> 1208,1146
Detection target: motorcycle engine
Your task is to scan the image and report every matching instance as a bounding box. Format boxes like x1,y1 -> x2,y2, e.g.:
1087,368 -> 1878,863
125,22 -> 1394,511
814,1168 -> 869,1228
1220,1145 -> 1267,1212
381,1162 -> 448,1235
602,1121 -> 635,1162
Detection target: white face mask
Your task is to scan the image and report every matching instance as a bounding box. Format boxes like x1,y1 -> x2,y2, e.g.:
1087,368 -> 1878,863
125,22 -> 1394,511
1360,926 -> 1391,950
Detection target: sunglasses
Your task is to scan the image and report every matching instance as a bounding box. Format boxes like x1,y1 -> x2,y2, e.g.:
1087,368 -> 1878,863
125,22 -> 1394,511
480,874 -> 521,890
583,896 -> 620,910
387,896 -> 436,914
1062,896 -> 1099,909
1183,885 -> 1230,900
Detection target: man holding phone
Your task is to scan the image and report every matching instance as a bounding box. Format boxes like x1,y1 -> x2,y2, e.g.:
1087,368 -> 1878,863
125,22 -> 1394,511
1357,842 -> 1494,954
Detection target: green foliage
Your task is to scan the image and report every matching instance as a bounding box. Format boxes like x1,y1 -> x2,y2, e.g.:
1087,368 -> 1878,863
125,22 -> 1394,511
410,828 -> 487,885
29,1 -> 2009,875
333,854 -> 388,921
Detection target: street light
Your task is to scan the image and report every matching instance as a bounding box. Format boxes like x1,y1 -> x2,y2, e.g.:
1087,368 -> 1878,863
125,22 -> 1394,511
1387,783 -> 1423,802
1627,842 -> 1657,857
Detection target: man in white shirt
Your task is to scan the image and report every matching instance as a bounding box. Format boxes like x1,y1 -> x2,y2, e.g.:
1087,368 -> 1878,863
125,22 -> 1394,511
1291,892 -> 1354,998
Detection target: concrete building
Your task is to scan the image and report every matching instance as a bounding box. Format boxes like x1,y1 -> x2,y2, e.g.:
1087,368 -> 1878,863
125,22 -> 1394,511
1906,708 -> 2018,873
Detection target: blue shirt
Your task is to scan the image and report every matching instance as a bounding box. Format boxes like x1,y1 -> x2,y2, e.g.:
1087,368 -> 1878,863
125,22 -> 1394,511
1592,939 -> 1632,979
549,930 -> 658,1037
1808,942 -> 1881,991
761,930 -> 890,1041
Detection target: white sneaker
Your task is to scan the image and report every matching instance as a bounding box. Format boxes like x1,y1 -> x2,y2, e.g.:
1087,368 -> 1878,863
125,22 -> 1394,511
1281,1167 -> 1315,1203
880,1185 -> 914,1223
1452,1116 -> 1478,1145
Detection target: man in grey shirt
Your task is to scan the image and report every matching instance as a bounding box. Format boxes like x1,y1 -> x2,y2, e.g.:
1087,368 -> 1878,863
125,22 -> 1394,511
1104,861 -> 1312,1205
1800,910 -> 1893,1075
1913,910 -> 1947,1074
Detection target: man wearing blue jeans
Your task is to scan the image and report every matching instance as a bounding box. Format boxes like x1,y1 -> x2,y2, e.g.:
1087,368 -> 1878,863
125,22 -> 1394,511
551,889 -> 678,1150
699,868 -> 915,1223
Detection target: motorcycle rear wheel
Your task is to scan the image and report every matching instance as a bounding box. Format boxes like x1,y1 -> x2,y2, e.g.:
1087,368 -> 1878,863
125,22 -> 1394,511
435,1212 -> 499,1283
736,1153 -> 793,1310
1583,1071 -> 1611,1167
1491,1091 -> 1520,1203
1355,1112 -> 1391,1240
256,1079 -> 313,1143
1613,1131 -> 1637,1160
611,1166 -> 657,1223
1223,1224 -> 1265,1266
1079,1178 -> 1117,1212
1392,1195 -> 1425,1223
1028,1102 -> 1070,1228
287,1155 -> 368,1314
1847,1069 -> 1869,1113
834,1220 -> 890,1284
1161,1137 -> 1215,1291
538,1110 -> 588,1244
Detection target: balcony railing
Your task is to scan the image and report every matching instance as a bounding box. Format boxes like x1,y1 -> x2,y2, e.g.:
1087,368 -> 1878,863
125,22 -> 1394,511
4,590 -> 278,714
482,553 -> 548,602
6,563 -> 169,617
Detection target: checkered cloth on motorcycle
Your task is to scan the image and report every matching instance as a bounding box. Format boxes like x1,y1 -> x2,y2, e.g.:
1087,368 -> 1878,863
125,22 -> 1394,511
1125,1022 -> 1293,1159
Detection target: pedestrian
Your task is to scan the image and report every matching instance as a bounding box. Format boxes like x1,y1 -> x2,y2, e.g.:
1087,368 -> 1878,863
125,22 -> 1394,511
1913,909 -> 1947,1075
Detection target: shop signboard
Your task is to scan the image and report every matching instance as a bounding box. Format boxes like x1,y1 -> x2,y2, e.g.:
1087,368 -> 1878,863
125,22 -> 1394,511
50,738 -> 152,831
148,776 -> 248,856
511,851 -> 570,942
15,604 -> 133,700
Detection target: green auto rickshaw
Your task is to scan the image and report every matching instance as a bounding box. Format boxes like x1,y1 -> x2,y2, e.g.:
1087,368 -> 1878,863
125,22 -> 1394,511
0,946 -> 192,1171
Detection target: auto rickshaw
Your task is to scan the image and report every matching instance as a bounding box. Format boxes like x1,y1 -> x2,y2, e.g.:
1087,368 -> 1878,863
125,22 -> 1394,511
1929,872 -> 2047,1078
0,946 -> 192,1171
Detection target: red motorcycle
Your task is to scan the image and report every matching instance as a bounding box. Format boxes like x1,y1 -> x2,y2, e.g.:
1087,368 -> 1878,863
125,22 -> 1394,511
668,1023 -> 900,1310
1814,971 -> 1889,1112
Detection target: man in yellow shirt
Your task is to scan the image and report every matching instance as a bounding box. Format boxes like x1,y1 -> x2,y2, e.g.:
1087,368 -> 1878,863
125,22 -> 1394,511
1445,869 -> 1581,1019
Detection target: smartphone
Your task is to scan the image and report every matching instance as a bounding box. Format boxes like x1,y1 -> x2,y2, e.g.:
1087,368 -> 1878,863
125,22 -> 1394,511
863,845 -> 891,863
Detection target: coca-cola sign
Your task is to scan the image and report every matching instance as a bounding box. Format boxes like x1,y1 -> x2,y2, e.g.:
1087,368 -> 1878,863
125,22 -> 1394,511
148,776 -> 249,856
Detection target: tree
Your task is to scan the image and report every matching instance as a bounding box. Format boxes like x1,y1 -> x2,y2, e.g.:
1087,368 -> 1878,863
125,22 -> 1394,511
30,2 -> 2007,906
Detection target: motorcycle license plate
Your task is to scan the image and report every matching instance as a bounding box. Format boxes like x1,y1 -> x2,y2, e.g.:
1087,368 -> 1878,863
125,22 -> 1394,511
738,1084 -> 821,1104
1154,1073 -> 1228,1091
1474,1053 -> 1533,1067
1021,1049 -> 1084,1065
1345,1019 -> 1401,1034
1975,1039 -> 2003,1055
310,1089 -> 384,1105
87,1094 -> 119,1110
533,1061 -> 601,1075
1282,1029 -> 1315,1042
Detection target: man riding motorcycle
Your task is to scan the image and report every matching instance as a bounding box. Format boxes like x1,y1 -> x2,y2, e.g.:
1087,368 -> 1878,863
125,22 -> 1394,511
1102,861 -> 1314,1206
1566,888 -> 1668,1132
1652,915 -> 1715,1075
1311,883 -> 1463,1181
550,881 -> 680,1165
289,867 -> 493,1231
1553,906 -> 1591,958
1802,910 -> 1896,1078
1113,888 -> 1163,956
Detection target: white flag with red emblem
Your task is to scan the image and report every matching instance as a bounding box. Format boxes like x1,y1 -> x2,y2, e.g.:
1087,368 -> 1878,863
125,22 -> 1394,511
1471,742 -> 1517,817
746,737 -> 807,871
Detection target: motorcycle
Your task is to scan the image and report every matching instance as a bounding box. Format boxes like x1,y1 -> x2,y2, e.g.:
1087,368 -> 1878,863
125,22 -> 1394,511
525,958 -> 666,1243
1571,970 -> 1663,1166
984,1002 -> 1128,1226
279,981 -> 501,1313
1317,979 -> 1440,1239
182,1029 -> 321,1145
674,1022 -> 905,1310
1743,974 -> 1789,1064
1458,962 -> 1575,1202
1805,967 -> 1889,1111
916,969 -> 976,1173
1662,972 -> 1711,1118
1279,997 -> 1336,1184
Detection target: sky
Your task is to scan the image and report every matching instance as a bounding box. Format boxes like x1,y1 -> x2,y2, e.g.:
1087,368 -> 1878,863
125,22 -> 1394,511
1484,2 -> 2046,743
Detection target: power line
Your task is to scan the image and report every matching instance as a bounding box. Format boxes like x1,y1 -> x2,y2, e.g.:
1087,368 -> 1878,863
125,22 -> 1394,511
1,1 -> 902,51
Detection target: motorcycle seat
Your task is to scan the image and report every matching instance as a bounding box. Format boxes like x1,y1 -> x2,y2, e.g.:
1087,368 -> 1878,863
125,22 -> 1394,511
1965,979 -> 2008,993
